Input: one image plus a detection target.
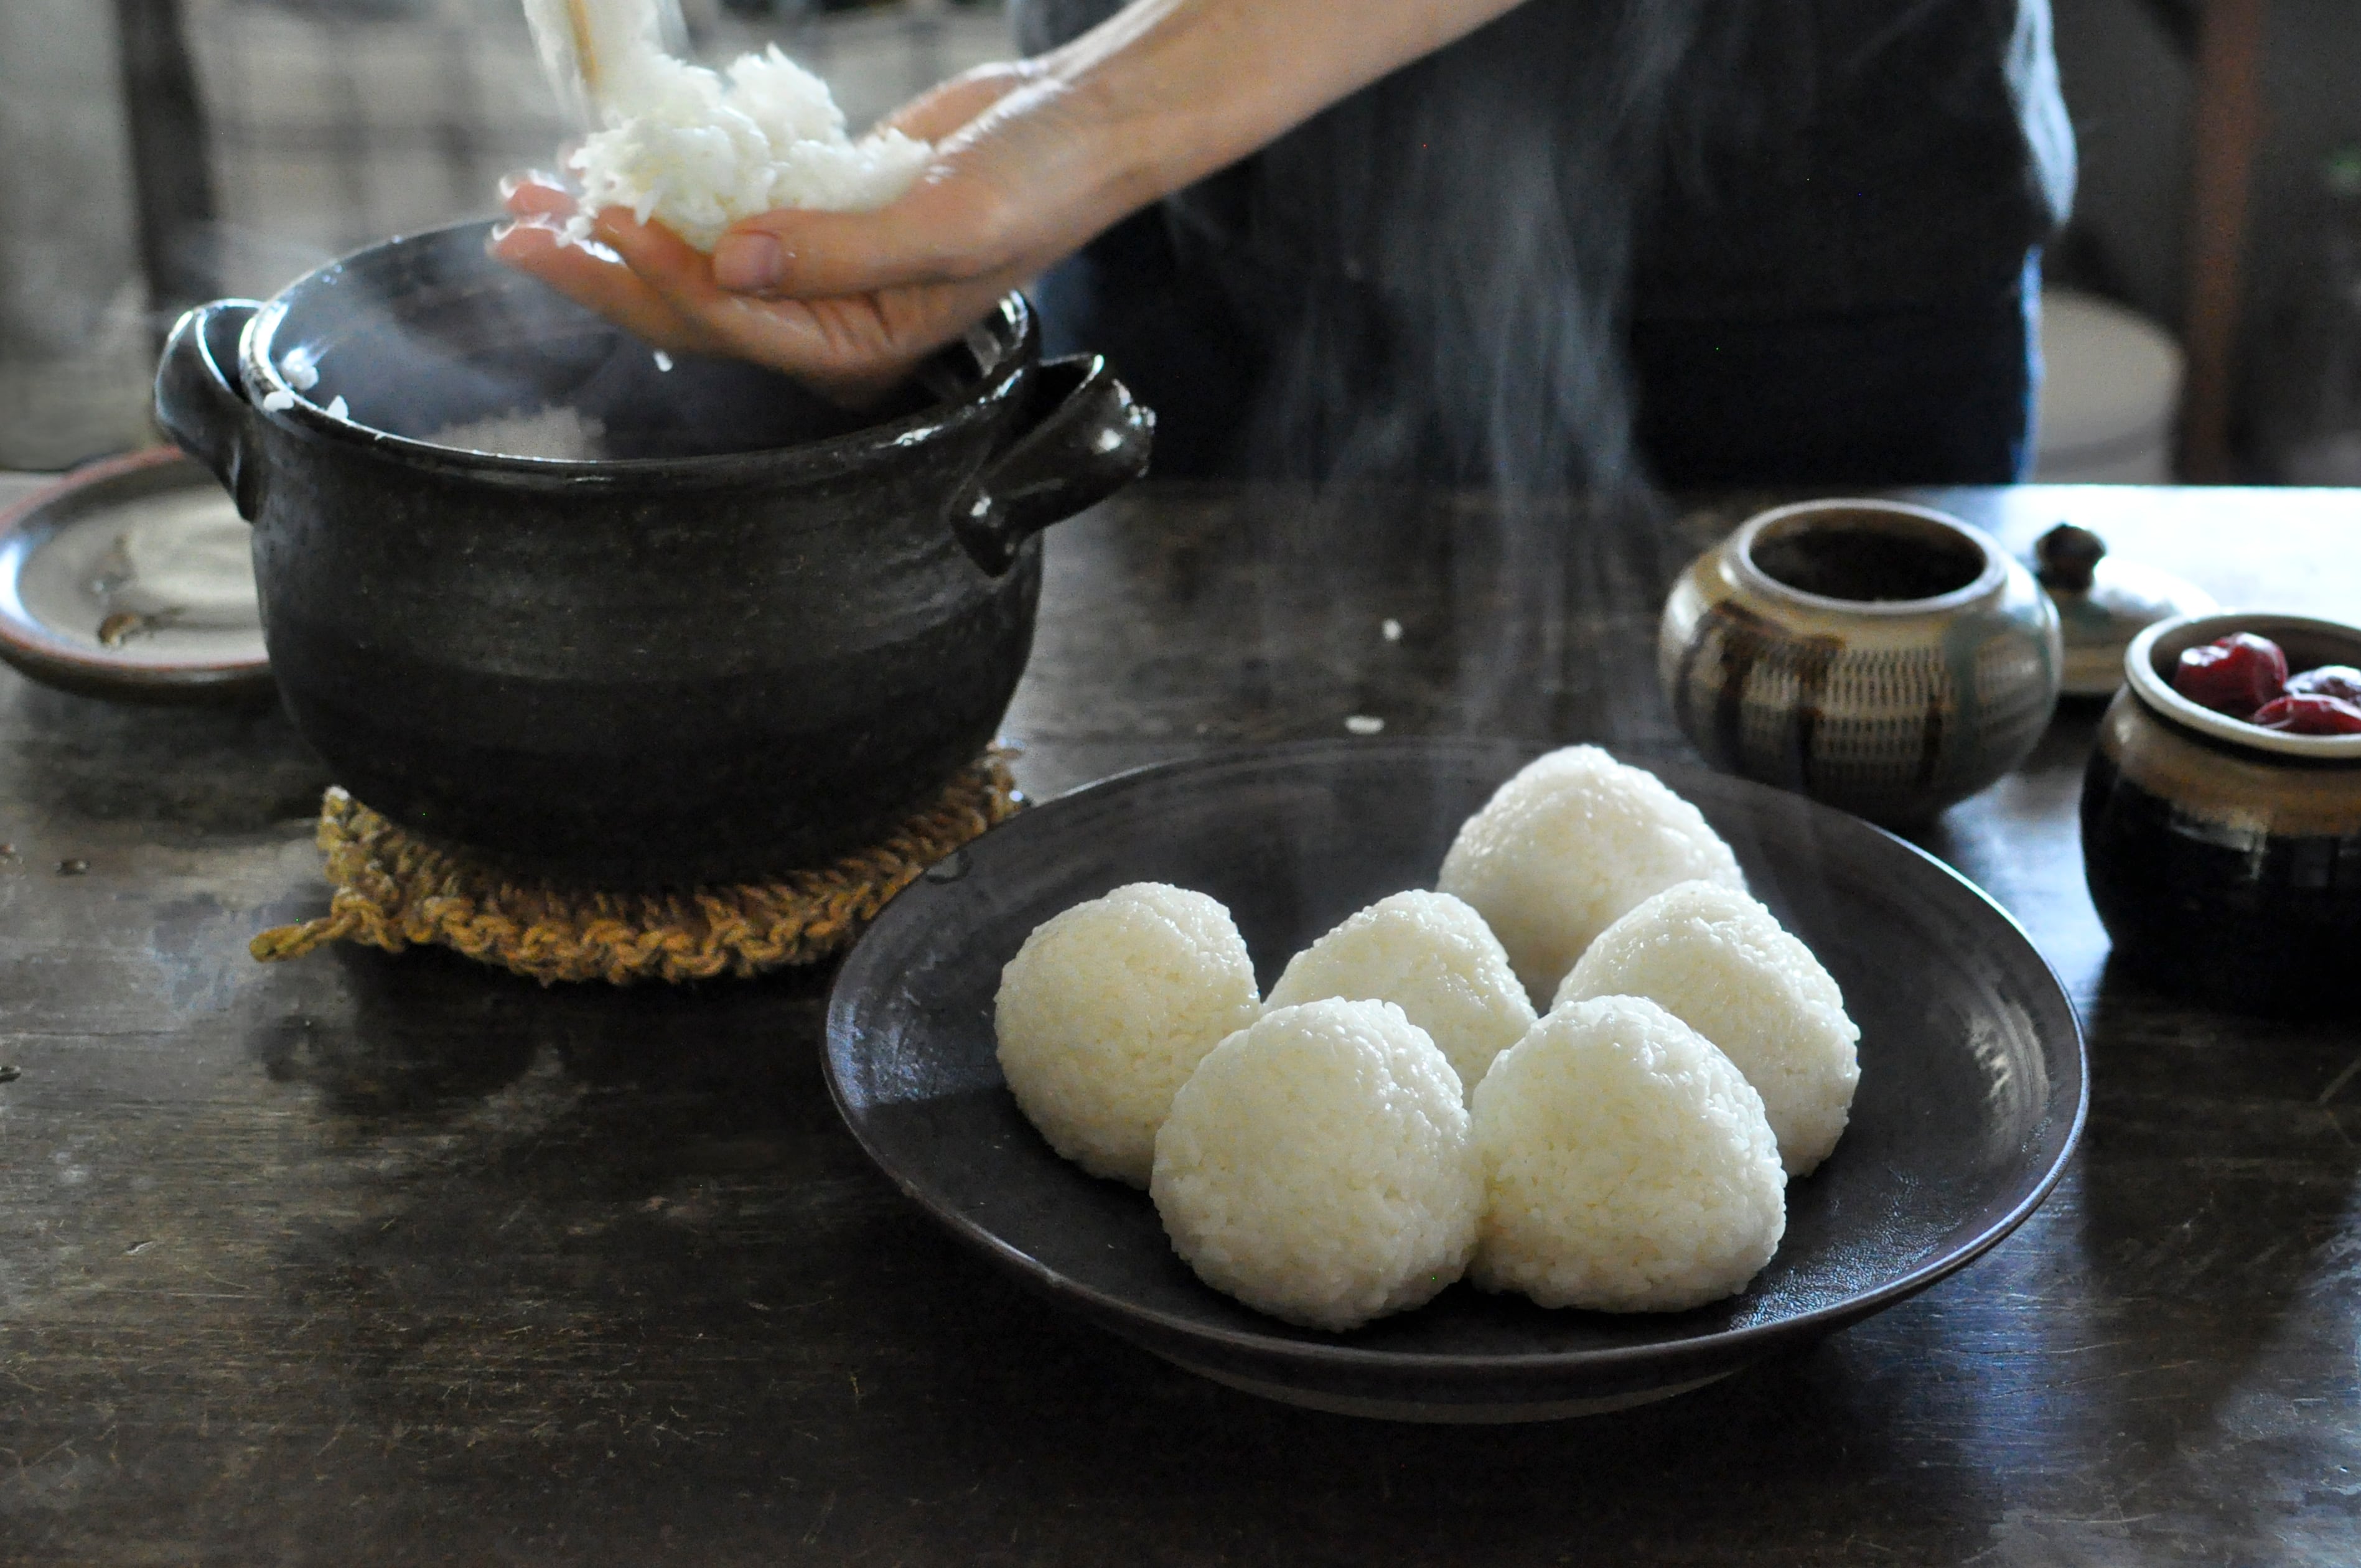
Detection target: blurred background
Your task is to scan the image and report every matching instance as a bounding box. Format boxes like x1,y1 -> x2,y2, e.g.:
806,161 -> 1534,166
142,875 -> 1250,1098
2,0 -> 2356,486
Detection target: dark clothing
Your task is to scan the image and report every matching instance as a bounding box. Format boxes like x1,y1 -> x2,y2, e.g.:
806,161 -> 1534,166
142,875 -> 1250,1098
1628,0 -> 2073,321
1626,254 -> 2042,485
1016,0 -> 2071,487
1037,217 -> 2041,486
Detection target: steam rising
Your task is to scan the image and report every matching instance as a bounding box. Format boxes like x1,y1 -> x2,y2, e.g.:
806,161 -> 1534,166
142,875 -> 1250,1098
1223,0 -> 1723,500
1175,1 -> 1738,745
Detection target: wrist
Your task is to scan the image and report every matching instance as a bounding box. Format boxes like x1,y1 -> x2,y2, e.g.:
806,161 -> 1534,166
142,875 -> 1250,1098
1034,0 -> 1271,216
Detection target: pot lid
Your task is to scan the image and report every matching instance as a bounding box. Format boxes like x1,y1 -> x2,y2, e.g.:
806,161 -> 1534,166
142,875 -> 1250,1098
0,449 -> 271,704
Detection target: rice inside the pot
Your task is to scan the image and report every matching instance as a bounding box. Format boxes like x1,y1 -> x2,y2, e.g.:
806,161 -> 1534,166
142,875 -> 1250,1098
426,406 -> 607,461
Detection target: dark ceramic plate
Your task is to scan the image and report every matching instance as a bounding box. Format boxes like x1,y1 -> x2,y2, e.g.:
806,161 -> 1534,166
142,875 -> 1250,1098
824,739 -> 2086,1421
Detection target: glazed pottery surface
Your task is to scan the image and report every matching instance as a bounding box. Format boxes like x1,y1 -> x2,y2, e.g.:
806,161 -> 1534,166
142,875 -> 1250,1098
2031,522 -> 2217,699
153,221 -> 1151,886
1660,498 -> 2062,825
0,448 -> 273,704
2082,611 -> 2361,1016
826,739 -> 2085,1422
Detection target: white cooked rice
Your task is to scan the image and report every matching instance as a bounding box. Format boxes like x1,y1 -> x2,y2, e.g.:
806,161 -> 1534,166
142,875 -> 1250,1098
1555,880 -> 1861,1178
1438,745 -> 1747,1006
1472,994 -> 1786,1313
1151,998 -> 1482,1332
1263,890 -> 1535,1099
529,0 -> 932,253
425,406 -> 607,461
994,883 -> 1262,1188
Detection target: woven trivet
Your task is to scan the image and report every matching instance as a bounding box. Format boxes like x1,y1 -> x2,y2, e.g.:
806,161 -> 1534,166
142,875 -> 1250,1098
251,752 -> 1023,985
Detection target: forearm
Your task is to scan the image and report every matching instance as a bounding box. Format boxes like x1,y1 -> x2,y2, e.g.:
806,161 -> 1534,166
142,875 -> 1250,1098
1036,0 -> 1535,223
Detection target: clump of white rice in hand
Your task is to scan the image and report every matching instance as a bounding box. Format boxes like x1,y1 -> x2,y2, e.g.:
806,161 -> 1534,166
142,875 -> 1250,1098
1555,880 -> 1860,1177
1438,745 -> 1746,1006
528,0 -> 932,252
1152,999 -> 1481,1332
994,883 -> 1260,1188
1264,890 -> 1535,1098
1473,994 -> 1785,1313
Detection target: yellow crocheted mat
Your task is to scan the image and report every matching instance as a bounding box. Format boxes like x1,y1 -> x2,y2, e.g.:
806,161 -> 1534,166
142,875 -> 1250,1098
251,754 -> 1023,985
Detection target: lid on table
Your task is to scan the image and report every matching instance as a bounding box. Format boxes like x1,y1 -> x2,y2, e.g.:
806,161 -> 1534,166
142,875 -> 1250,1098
2034,523 -> 2217,698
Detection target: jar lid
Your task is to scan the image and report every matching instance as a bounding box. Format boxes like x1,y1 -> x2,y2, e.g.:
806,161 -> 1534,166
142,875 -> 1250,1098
2035,524 -> 2218,697
2126,612 -> 2361,759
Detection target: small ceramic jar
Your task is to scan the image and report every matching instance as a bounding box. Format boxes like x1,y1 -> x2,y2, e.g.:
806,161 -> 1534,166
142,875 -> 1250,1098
1660,499 -> 2062,824
2081,612 -> 2361,1016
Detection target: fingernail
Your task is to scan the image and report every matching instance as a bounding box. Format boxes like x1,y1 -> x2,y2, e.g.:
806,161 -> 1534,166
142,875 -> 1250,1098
498,172 -> 523,200
487,220 -> 517,250
714,233 -> 785,292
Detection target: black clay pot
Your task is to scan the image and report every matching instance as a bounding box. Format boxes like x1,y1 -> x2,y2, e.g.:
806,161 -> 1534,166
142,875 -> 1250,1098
2081,612 -> 2361,1017
154,220 -> 1151,887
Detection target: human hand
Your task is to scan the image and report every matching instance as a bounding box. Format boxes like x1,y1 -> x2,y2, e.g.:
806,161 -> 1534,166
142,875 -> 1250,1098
490,60 -> 1126,403
492,0 -> 1533,398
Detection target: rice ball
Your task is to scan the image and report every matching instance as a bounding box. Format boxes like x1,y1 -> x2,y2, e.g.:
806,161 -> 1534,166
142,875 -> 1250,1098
994,883 -> 1261,1188
1438,745 -> 1745,1004
1472,994 -> 1785,1313
1264,890 -> 1535,1096
1151,999 -> 1481,1332
1555,880 -> 1860,1177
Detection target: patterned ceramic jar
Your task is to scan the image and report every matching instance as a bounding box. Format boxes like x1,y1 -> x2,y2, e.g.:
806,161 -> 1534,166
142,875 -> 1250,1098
2081,612 -> 2361,1016
1660,499 -> 2062,824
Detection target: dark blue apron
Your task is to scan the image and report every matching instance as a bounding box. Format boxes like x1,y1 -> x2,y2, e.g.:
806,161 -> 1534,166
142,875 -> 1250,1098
1014,0 -> 2073,487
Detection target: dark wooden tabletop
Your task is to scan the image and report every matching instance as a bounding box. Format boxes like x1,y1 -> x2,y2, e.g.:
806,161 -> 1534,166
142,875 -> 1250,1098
2,479 -> 2357,1567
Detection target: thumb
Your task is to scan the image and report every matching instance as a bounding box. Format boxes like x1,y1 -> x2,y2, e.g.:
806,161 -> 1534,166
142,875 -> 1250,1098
707,63 -> 1040,297
713,176 -> 1004,298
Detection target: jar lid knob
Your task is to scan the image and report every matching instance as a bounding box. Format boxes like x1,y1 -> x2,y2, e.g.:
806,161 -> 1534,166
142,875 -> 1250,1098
2035,523 -> 2107,593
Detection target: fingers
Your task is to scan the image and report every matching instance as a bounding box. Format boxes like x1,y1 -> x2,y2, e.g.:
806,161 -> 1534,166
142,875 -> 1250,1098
489,216 -> 711,353
589,207 -> 874,375
587,207 -> 1006,393
713,190 -> 996,301
499,170 -> 576,221
587,206 -> 711,284
497,195 -> 1024,405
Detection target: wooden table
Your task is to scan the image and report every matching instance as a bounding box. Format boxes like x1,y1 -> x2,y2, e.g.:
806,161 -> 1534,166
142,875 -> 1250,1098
1,480 -> 2356,1566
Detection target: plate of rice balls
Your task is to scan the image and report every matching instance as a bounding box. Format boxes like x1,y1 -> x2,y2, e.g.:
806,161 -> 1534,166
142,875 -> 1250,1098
824,739 -> 2085,1421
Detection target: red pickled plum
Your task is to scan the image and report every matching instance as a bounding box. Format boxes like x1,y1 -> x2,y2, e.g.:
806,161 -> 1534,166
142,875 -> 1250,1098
2173,633 -> 2288,718
2286,665 -> 2361,706
2251,694 -> 2361,735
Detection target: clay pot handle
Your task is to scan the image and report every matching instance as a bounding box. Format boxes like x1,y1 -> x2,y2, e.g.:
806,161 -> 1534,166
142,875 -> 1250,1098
154,300 -> 264,520
948,353 -> 1154,576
